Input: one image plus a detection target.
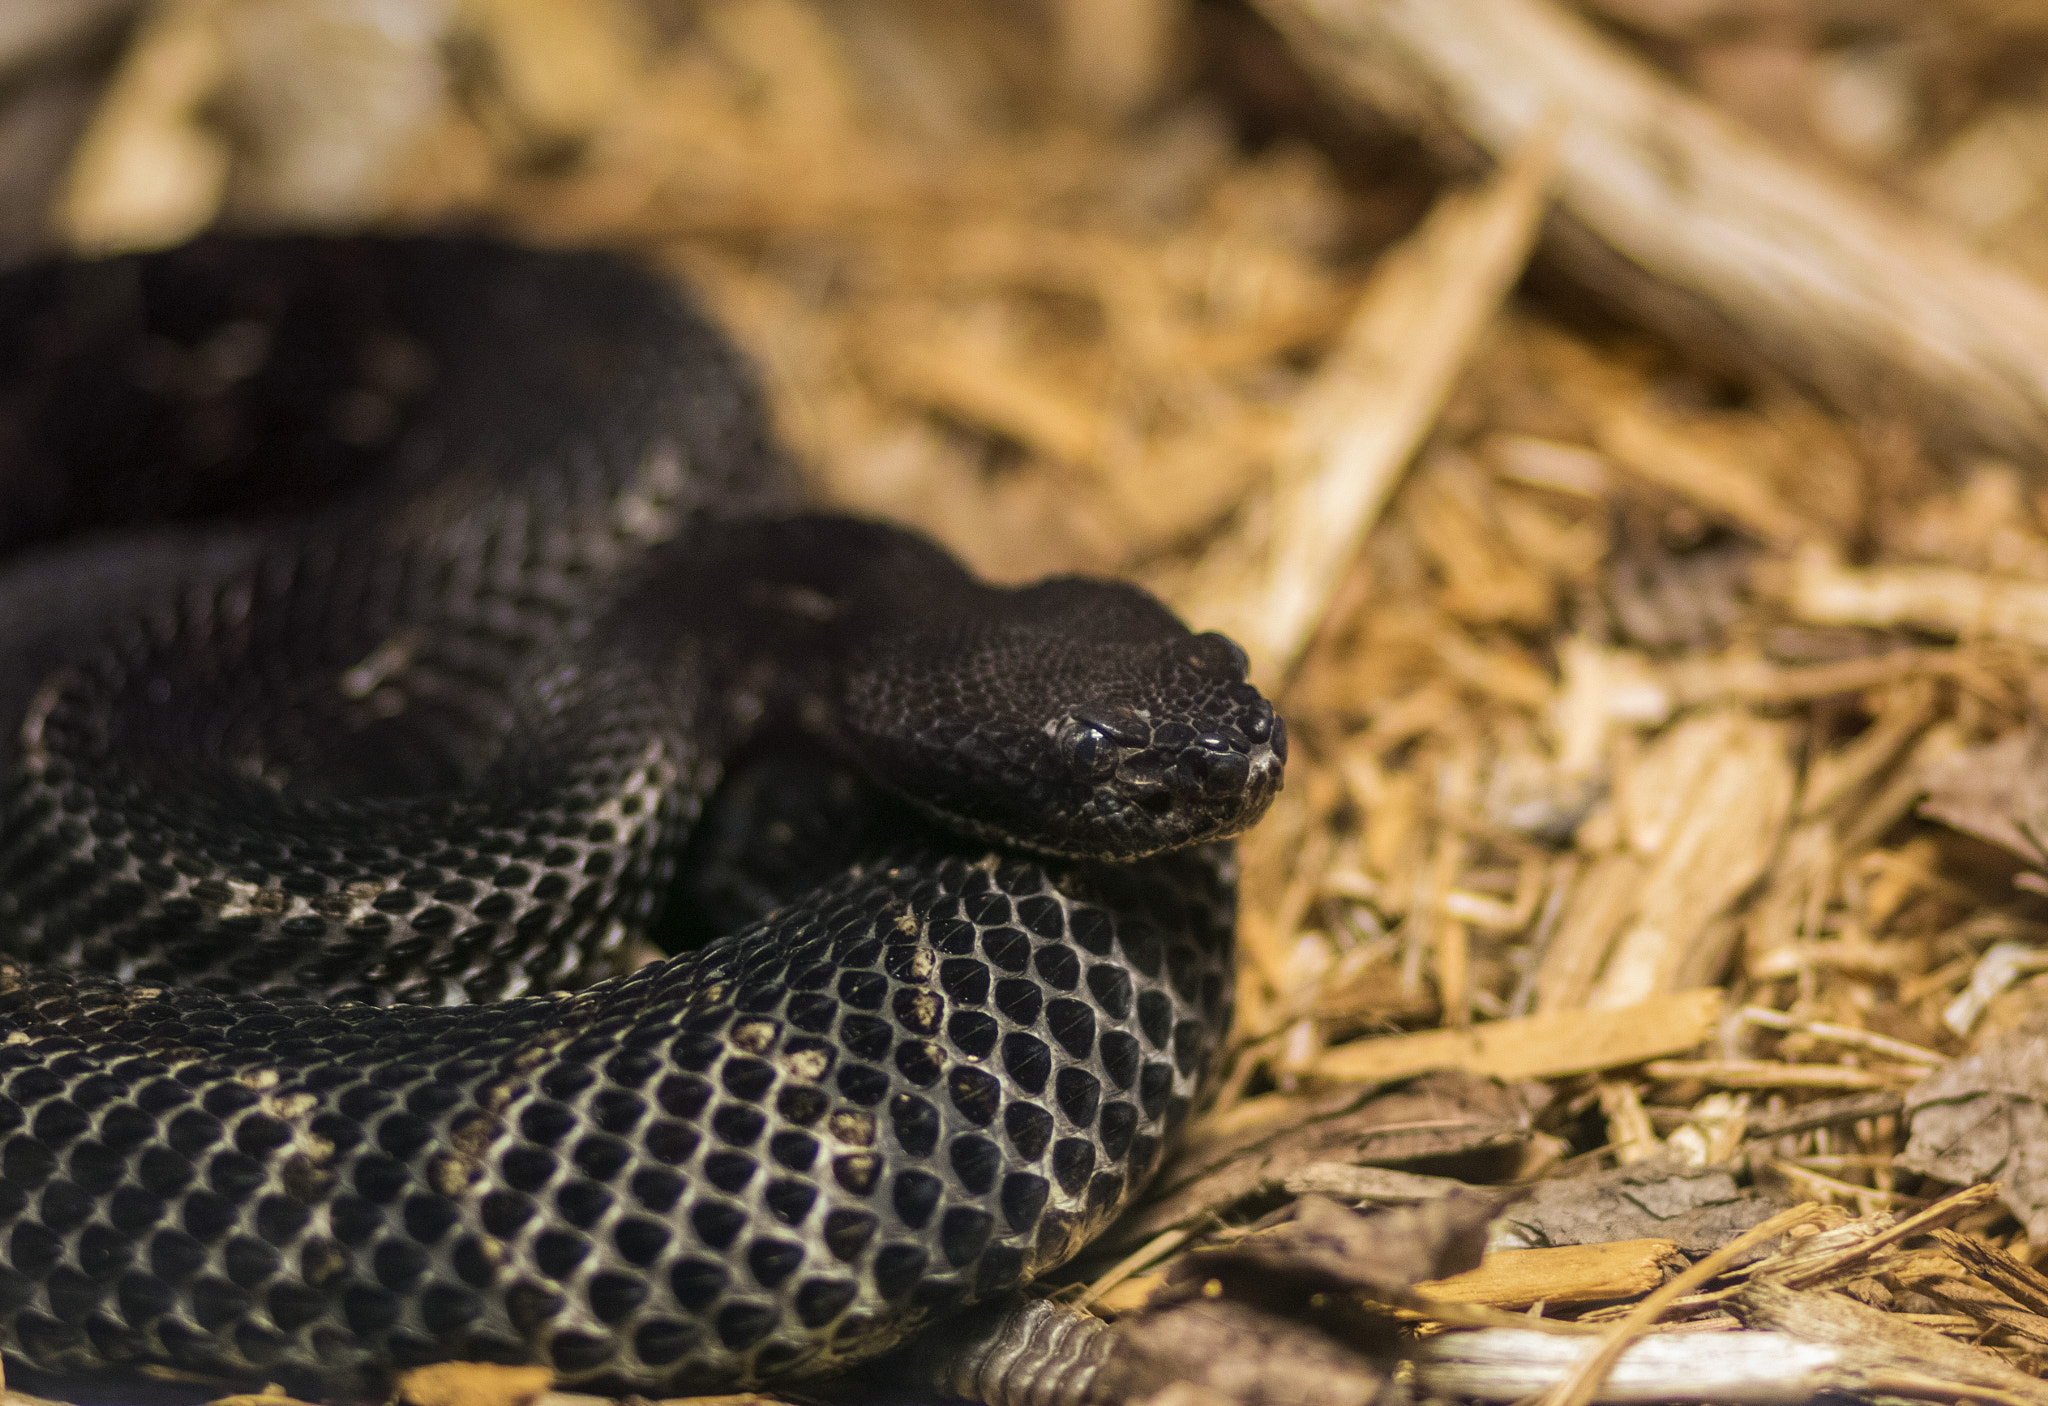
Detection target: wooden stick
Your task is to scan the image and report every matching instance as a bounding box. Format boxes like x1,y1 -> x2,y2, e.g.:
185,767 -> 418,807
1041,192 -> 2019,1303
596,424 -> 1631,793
1253,0 -> 2048,463
1415,1327 -> 1841,1404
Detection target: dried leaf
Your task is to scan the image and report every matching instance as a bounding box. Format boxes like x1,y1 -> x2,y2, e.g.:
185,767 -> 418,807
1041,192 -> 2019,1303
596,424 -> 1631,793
1167,1191 -> 1512,1299
1491,1161 -> 1788,1256
1280,1163 -> 1484,1204
1920,726 -> 2048,869
1900,1027 -> 2048,1241
1094,1195 -> 1520,1406
1123,1072 -> 1533,1242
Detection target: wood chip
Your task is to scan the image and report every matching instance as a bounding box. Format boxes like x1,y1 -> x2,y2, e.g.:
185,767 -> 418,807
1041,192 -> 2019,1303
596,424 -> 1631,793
1736,1279 -> 2048,1406
55,0 -> 228,250
1791,544 -> 2048,649
1311,988 -> 1723,1083
1414,1327 -> 1842,1404
1416,1239 -> 1685,1310
1592,709 -> 1796,1007
397,1363 -> 554,1406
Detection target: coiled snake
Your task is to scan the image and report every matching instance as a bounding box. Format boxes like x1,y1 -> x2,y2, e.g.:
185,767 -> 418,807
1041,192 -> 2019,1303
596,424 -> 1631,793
0,237 -> 1282,1396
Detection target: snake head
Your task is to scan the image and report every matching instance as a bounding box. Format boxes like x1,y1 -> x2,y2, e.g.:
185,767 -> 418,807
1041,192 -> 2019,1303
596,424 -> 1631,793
839,575 -> 1285,860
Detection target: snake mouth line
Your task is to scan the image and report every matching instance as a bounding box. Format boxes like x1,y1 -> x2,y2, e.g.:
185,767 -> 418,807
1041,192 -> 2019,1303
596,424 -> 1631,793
894,744 -> 1284,863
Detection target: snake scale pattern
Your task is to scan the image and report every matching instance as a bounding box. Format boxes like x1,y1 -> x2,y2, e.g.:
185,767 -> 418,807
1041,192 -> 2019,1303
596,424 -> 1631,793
0,238 -> 1282,1395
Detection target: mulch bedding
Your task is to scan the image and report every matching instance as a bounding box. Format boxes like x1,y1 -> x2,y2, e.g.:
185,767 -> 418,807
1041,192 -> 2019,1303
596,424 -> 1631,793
13,1 -> 2048,1403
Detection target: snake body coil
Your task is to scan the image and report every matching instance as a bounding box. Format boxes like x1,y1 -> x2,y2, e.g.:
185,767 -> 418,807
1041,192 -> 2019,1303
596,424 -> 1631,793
0,238 -> 1281,1395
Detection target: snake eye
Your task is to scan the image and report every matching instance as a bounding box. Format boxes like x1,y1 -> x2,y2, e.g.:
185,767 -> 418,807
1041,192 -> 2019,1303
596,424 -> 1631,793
1058,720 -> 1119,781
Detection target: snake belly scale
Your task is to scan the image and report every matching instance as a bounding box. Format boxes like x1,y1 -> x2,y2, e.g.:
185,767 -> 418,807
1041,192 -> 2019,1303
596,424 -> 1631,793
0,237 -> 1282,1394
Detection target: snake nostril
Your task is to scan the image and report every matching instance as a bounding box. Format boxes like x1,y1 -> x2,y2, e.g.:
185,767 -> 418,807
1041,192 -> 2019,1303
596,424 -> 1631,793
1241,705 -> 1273,745
1171,744 -> 1250,800
1196,749 -> 1250,798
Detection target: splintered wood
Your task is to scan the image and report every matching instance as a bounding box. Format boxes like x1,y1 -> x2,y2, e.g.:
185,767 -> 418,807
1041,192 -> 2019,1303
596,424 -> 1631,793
1311,989 -> 1724,1083
1251,0 -> 2048,462
1414,1240 -> 1685,1310
29,0 -> 2048,1401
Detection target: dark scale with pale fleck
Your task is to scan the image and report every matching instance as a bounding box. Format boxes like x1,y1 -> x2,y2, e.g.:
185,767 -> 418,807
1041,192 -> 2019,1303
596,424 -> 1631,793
0,237 -> 1275,1394
0,849 -> 1230,1392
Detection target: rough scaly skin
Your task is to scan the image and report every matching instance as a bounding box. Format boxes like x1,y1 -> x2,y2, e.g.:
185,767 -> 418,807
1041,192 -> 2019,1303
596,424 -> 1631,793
0,237 -> 1279,1395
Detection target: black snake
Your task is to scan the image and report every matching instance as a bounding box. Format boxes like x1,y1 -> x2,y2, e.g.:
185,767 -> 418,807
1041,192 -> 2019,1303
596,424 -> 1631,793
0,237 -> 1282,1396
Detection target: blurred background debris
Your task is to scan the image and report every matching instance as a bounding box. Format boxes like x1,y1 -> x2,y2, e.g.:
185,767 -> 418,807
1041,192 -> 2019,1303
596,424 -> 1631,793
20,0 -> 2048,1399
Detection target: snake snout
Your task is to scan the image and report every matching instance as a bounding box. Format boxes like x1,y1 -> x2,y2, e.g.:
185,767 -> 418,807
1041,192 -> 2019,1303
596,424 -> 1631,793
1063,700 -> 1282,816
1170,737 -> 1250,799
1165,717 -> 1283,806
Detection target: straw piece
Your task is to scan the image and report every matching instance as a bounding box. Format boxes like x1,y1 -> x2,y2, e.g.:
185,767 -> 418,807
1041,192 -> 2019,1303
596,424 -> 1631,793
1597,710 -> 1796,1007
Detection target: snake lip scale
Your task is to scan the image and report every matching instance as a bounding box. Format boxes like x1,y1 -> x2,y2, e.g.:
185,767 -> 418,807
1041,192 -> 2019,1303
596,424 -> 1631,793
0,236 -> 1283,1397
